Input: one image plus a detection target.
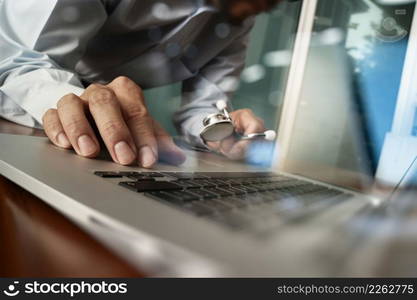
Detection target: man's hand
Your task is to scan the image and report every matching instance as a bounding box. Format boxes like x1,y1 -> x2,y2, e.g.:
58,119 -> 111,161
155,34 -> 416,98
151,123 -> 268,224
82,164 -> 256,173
42,76 -> 186,168
206,108 -> 265,160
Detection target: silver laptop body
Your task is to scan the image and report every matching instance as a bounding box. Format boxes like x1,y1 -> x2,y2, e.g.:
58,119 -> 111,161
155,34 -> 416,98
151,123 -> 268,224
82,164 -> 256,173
0,40 -> 389,276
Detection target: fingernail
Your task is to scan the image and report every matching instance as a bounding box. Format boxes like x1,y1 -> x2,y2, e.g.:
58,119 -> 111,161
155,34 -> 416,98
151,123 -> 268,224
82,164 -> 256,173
77,135 -> 97,156
56,132 -> 71,148
139,146 -> 156,168
114,141 -> 136,165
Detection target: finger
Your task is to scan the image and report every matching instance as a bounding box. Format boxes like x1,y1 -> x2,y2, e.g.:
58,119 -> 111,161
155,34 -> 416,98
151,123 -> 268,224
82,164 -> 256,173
224,140 -> 250,160
232,109 -> 265,135
226,122 -> 266,159
218,135 -> 238,153
226,123 -> 264,160
153,120 -> 186,165
224,109 -> 266,160
83,84 -> 137,165
42,108 -> 72,149
207,109 -> 263,154
107,76 -> 158,168
57,93 -> 100,158
206,141 -> 221,152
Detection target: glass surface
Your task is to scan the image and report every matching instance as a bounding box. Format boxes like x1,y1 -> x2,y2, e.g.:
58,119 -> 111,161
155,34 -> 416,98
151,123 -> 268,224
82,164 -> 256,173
144,1 -> 302,136
283,0 -> 416,191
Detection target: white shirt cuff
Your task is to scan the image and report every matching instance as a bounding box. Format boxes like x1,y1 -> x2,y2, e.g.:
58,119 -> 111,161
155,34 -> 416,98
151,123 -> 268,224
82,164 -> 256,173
1,68 -> 85,125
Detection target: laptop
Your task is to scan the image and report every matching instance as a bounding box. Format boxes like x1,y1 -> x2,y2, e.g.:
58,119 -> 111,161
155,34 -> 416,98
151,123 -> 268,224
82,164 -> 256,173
0,37 -> 415,276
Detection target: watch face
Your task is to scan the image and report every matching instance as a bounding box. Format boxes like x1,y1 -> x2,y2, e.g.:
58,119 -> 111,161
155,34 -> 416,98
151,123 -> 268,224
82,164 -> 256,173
200,122 -> 235,142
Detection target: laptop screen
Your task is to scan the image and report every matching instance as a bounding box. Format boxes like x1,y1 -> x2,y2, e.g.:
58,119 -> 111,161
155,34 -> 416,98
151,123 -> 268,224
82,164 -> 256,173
274,0 -> 416,193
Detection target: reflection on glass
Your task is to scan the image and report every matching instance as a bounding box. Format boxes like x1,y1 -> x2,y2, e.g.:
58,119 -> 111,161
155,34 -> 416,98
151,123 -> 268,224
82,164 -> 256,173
145,1 -> 302,138
282,0 -> 416,192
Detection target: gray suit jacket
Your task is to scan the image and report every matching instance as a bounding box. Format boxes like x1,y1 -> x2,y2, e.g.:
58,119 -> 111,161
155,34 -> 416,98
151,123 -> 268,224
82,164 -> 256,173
0,0 -> 253,145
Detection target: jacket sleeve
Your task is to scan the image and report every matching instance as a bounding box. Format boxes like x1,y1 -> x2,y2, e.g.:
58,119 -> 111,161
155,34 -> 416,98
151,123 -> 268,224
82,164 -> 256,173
173,19 -> 254,147
0,0 -> 106,128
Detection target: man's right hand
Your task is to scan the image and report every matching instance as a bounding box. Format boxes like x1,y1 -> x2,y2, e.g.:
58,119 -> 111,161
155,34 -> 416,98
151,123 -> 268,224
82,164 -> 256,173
42,76 -> 186,168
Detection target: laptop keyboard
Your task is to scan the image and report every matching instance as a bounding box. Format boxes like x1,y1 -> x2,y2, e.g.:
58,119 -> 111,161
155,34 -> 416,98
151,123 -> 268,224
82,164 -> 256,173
94,171 -> 352,234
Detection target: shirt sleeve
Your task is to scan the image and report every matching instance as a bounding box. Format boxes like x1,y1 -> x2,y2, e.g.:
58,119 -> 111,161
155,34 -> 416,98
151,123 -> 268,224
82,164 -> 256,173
173,19 -> 254,147
0,0 -> 106,128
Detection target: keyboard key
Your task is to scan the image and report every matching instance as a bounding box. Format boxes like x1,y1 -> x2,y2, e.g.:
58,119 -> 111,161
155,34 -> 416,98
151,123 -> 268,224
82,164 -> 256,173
236,185 -> 258,193
223,179 -> 241,186
122,172 -> 152,179
118,171 -> 141,177
192,180 -> 217,188
142,172 -> 165,177
255,184 -> 276,192
268,177 -> 292,183
162,190 -> 200,202
145,192 -> 214,215
160,172 -> 209,179
205,187 -> 234,197
175,180 -> 203,189
145,191 -> 183,205
207,179 -> 229,186
117,181 -> 136,191
251,178 -> 273,184
119,181 -> 182,192
188,189 -> 218,199
94,171 -> 122,178
127,175 -> 155,181
228,178 -> 256,185
221,186 -> 247,195
195,172 -> 277,179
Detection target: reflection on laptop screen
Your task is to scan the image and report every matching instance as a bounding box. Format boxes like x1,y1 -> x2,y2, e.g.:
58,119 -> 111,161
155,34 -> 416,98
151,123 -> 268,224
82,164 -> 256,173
275,0 -> 416,193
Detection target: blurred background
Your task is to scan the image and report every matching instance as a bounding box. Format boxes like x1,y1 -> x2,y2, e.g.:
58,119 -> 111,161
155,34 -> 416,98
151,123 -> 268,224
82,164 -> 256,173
144,0 -> 415,159
144,0 -> 302,136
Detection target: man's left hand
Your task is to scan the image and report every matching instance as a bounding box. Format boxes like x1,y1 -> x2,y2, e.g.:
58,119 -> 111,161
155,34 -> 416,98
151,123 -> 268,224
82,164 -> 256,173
206,108 -> 266,160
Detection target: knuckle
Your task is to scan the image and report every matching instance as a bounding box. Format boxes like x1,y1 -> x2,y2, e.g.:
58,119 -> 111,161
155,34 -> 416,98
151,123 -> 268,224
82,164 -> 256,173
64,118 -> 85,136
87,83 -> 105,91
241,108 -> 253,115
44,121 -> 60,134
45,121 -> 61,134
89,88 -> 116,106
125,105 -> 148,122
42,108 -> 56,122
113,76 -> 133,87
57,94 -> 80,109
100,120 -> 125,137
113,76 -> 143,93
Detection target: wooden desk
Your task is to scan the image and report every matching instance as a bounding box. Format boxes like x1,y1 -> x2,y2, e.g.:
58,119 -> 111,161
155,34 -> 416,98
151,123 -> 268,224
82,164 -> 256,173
0,119 -> 143,277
